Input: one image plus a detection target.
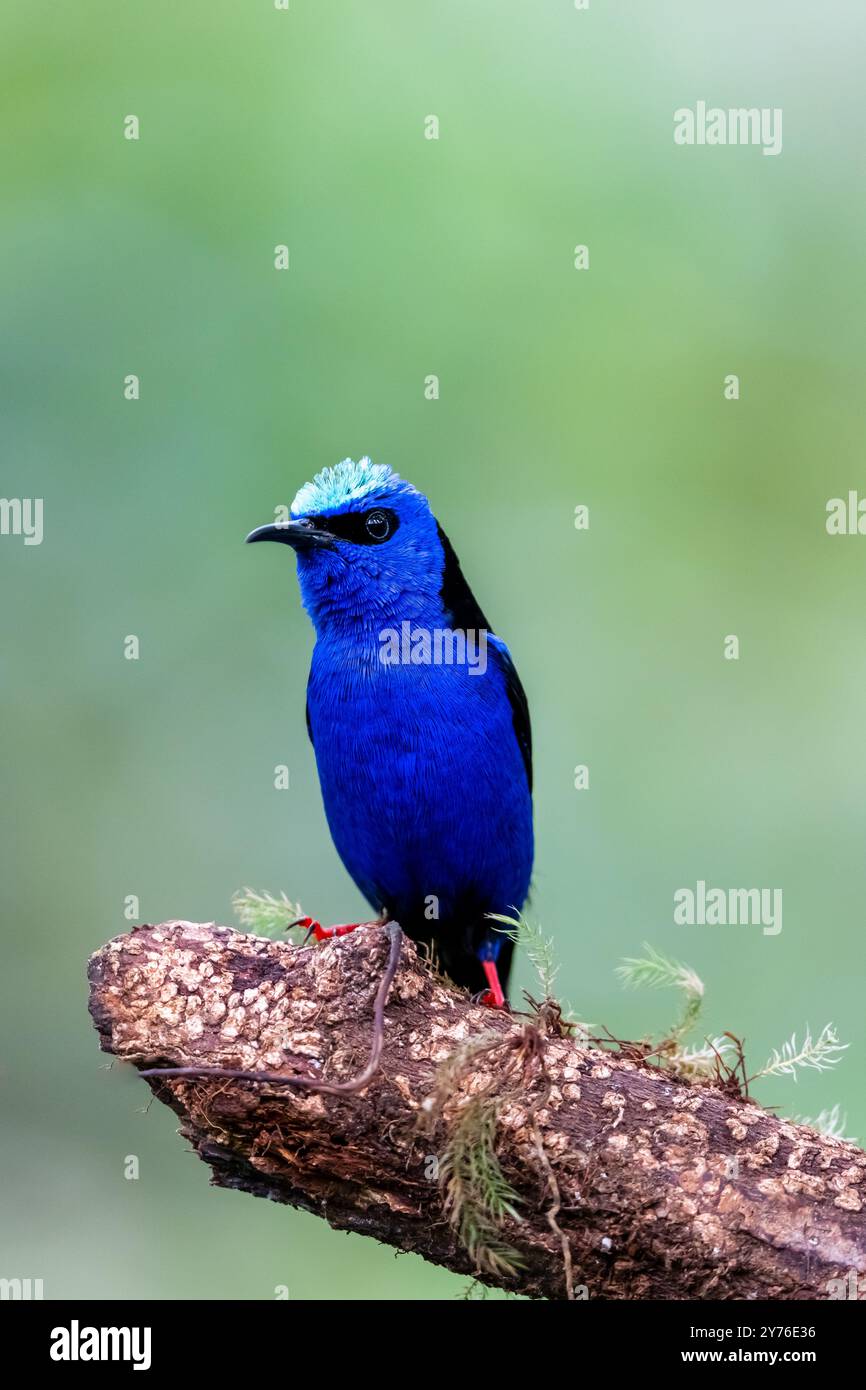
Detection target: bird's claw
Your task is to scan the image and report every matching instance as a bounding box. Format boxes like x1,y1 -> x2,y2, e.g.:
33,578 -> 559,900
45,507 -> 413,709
288,915 -> 319,944
470,988 -> 509,1010
289,917 -> 368,944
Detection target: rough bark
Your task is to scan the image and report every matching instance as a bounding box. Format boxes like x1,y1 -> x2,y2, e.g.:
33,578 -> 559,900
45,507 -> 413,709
87,920 -> 866,1300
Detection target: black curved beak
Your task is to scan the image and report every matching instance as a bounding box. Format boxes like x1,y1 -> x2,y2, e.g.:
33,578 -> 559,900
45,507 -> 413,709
245,520 -> 334,551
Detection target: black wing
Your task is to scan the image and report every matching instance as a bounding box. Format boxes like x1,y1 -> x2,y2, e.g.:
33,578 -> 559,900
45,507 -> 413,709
305,696 -> 314,745
493,643 -> 532,793
436,522 -> 532,792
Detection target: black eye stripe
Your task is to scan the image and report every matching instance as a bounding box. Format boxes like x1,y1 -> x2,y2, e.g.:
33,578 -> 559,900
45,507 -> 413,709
311,508 -> 399,546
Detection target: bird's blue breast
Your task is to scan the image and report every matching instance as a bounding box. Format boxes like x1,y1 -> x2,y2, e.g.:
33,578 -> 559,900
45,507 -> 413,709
306,636 -> 533,929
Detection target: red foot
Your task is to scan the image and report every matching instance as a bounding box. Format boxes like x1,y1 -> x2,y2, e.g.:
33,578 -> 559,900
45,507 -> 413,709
291,917 -> 368,943
480,959 -> 506,1009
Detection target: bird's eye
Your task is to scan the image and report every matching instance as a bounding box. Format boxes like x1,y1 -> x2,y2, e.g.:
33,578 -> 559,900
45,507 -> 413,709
364,510 -> 392,542
316,506 -> 398,545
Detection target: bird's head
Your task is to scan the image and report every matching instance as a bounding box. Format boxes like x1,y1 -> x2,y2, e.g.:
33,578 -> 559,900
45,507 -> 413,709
246,458 -> 445,633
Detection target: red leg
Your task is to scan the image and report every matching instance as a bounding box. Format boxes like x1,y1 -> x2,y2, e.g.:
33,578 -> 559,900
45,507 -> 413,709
291,916 -> 374,943
480,958 -> 506,1009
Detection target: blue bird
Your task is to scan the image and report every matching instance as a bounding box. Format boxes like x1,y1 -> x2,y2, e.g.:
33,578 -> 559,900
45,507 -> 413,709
246,458 -> 533,1006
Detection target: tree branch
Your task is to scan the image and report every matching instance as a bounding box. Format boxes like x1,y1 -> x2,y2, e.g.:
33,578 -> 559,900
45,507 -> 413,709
88,920 -> 866,1300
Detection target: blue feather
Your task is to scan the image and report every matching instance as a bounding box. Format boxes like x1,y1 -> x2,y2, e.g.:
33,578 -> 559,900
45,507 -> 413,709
260,459 -> 533,996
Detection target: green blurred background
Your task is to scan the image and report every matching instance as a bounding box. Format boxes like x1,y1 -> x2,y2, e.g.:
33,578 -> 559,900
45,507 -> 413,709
2,0 -> 865,1299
